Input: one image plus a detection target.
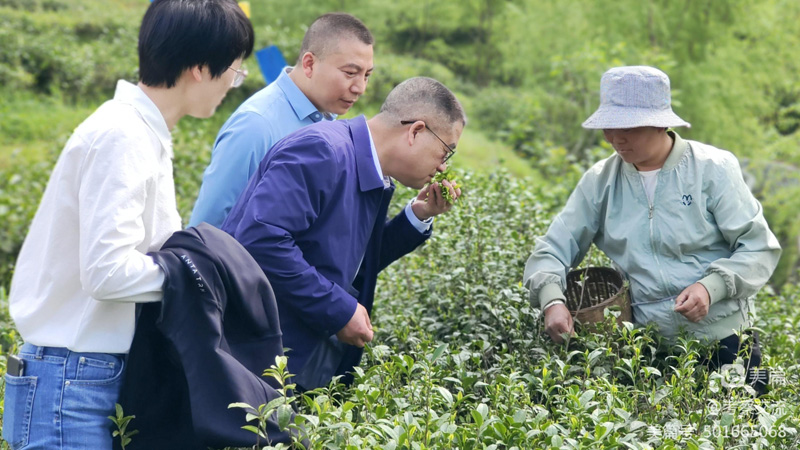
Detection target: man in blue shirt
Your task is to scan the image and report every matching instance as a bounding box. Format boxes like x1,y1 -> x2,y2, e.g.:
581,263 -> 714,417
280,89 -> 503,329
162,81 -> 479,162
190,13 -> 374,227
222,77 -> 466,390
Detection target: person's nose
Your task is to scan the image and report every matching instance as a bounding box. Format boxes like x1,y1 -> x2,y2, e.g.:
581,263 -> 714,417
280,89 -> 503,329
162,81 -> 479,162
351,76 -> 367,95
437,161 -> 448,172
604,129 -> 624,144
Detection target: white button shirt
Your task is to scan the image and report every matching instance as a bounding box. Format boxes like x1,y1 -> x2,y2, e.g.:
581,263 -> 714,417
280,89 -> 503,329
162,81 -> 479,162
9,80 -> 181,354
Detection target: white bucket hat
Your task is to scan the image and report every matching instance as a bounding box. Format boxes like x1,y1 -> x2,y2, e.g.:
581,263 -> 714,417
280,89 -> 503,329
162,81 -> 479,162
582,66 -> 691,130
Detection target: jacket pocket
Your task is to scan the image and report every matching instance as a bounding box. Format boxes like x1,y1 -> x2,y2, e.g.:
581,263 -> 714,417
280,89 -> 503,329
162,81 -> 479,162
700,298 -> 741,326
632,296 -> 677,335
2,374 -> 37,449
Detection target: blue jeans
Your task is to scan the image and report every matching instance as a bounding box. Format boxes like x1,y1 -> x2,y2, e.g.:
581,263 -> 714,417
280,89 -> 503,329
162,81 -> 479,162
2,343 -> 126,450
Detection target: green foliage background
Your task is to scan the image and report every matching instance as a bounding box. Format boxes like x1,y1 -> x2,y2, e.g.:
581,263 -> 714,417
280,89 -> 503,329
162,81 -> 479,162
1,0 -> 798,290
1,0 -> 799,448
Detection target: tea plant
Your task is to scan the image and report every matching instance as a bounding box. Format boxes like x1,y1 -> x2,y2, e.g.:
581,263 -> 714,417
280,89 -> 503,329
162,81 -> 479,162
2,1 -> 800,448
108,403 -> 139,450
211,171 -> 800,450
229,356 -> 305,448
430,169 -> 461,204
1,170 -> 798,450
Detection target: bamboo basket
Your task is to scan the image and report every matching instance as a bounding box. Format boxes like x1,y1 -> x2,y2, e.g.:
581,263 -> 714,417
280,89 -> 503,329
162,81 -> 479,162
564,267 -> 631,325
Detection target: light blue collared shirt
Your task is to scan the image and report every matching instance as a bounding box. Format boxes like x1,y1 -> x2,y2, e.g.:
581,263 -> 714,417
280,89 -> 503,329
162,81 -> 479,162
189,67 -> 335,228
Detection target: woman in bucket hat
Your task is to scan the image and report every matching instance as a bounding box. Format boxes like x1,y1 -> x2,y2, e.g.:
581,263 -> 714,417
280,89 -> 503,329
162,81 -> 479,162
524,66 -> 781,394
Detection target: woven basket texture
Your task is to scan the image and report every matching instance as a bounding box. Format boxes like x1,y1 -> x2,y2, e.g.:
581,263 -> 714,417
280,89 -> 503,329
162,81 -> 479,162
565,267 -> 631,325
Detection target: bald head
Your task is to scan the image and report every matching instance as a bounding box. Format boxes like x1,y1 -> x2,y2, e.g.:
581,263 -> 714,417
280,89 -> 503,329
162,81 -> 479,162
379,77 -> 467,131
297,13 -> 373,62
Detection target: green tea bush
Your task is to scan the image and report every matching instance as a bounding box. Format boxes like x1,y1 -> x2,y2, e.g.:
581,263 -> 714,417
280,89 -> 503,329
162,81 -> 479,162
0,147 -> 60,288
225,171 -> 800,450
0,5 -> 138,99
3,0 -> 799,286
0,286 -> 23,435
1,171 -> 799,450
743,159 -> 800,287
2,1 -> 800,446
355,52 -> 463,116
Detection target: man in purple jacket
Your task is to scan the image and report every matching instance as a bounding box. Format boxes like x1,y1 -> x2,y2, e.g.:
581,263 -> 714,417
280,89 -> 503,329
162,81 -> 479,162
222,77 -> 465,389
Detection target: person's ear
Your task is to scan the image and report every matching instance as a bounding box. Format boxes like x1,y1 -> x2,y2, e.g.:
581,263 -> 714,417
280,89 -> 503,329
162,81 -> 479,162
407,120 -> 425,146
181,65 -> 206,84
300,52 -> 316,78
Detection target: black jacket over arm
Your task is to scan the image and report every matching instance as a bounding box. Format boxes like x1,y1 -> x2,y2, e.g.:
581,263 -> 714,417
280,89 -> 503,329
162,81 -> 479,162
117,224 -> 306,449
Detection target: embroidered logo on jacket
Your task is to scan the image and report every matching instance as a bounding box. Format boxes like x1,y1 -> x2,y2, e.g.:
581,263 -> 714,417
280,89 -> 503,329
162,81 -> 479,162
681,194 -> 693,206
180,254 -> 207,293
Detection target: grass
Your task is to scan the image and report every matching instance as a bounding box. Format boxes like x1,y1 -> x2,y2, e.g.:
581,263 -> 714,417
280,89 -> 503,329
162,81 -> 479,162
0,87 -> 536,178
454,127 -> 537,179
0,91 -> 97,169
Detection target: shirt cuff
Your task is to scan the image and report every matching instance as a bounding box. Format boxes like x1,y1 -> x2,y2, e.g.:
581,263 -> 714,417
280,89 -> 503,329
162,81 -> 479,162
404,199 -> 433,233
698,272 -> 728,304
538,283 -> 567,310
543,299 -> 565,312
329,293 -> 360,337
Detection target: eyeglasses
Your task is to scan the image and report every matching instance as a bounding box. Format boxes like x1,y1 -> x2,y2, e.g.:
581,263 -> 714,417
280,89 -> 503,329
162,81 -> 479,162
400,120 -> 456,164
227,66 -> 248,88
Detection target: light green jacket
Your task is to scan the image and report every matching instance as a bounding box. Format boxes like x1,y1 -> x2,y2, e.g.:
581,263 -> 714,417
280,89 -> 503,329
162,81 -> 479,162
524,133 -> 781,341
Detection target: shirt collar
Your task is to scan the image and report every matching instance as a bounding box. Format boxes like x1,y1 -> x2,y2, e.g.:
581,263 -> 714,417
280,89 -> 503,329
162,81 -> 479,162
621,130 -> 689,174
113,80 -> 173,159
350,116 -> 387,192
662,131 -> 689,171
365,123 -> 390,187
276,67 -> 336,123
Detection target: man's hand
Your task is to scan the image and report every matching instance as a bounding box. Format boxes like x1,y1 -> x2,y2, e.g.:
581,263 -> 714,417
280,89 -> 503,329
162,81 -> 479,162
411,179 -> 461,221
674,282 -> 710,322
544,303 -> 574,344
336,303 -> 374,347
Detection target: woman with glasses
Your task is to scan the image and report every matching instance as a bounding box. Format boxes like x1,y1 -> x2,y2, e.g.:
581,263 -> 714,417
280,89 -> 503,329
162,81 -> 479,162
2,1 -> 254,449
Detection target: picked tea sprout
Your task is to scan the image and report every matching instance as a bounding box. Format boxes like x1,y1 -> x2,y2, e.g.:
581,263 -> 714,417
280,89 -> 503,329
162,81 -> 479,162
429,169 -> 461,204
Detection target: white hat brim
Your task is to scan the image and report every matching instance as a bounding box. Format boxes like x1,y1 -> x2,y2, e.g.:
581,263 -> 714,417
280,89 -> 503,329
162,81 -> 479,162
582,105 -> 691,129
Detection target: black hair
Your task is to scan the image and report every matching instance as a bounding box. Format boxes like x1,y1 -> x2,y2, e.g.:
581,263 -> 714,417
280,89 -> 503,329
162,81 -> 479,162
297,13 -> 373,62
138,0 -> 254,88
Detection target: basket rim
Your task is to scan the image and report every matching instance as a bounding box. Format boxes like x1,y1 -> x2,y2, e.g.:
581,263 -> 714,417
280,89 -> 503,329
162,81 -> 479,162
569,289 -> 627,313
566,266 -> 627,313
566,266 -> 623,278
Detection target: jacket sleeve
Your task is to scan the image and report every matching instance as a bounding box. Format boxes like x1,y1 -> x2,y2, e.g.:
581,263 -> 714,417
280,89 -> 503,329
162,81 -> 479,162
225,140 -> 357,338
698,153 -> 781,303
189,111 -> 275,228
377,210 -> 431,273
523,175 -> 601,310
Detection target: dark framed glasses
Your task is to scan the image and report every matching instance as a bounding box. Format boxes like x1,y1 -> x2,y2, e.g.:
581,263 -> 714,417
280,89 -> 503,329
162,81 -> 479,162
401,120 -> 456,164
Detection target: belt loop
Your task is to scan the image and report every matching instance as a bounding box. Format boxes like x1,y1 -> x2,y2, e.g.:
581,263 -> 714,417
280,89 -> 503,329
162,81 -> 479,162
35,345 -> 45,359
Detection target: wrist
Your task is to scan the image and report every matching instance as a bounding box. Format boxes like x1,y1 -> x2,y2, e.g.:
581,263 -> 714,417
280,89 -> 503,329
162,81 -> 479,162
538,283 -> 566,311
543,299 -> 565,312
698,273 -> 727,304
410,199 -> 432,221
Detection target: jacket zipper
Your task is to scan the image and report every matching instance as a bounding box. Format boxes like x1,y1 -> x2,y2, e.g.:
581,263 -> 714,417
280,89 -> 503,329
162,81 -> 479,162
644,175 -> 672,297
648,202 -> 661,271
